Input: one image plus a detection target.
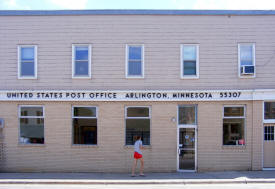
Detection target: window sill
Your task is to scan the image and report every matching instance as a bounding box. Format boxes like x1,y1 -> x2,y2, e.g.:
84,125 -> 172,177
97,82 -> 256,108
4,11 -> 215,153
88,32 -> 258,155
124,145 -> 152,149
181,76 -> 199,80
222,145 -> 246,150
72,76 -> 92,79
71,144 -> 99,148
239,75 -> 256,79
125,76 -> 144,79
18,77 -> 37,80
264,120 -> 275,124
18,143 -> 45,147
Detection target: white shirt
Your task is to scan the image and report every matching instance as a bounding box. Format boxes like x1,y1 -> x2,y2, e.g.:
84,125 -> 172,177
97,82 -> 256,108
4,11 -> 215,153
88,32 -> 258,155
134,139 -> 142,154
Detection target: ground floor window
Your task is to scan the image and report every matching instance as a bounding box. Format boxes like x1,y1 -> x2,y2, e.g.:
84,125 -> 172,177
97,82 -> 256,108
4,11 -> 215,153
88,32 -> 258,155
19,106 -> 44,144
264,126 -> 274,141
223,106 -> 245,146
72,106 -> 97,145
125,106 -> 150,145
264,102 -> 275,120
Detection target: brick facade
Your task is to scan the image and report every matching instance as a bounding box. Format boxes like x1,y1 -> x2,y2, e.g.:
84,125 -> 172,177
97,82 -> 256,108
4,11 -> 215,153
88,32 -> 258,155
0,101 -> 263,172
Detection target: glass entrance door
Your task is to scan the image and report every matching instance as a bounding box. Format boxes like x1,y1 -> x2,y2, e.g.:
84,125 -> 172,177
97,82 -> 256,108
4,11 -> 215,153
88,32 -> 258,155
178,128 -> 196,171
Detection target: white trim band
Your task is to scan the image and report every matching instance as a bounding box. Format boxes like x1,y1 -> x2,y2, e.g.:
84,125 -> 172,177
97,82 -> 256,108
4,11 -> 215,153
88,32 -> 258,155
1,89 -> 274,102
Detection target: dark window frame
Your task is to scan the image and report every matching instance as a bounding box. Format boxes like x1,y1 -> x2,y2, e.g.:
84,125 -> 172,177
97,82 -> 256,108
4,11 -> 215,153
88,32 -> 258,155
18,105 -> 44,145
125,106 -> 151,145
264,102 -> 275,121
223,105 -> 246,146
72,106 -> 98,145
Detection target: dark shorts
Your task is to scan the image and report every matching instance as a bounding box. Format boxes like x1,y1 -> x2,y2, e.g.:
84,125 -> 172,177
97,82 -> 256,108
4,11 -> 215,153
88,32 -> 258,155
134,152 -> 142,159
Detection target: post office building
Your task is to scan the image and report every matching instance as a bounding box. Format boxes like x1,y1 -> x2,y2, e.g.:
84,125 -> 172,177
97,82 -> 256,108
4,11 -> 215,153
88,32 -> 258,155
0,10 -> 275,172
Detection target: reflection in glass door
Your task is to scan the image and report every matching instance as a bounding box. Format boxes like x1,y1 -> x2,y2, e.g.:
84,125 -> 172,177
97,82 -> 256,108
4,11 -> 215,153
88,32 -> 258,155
178,128 -> 196,171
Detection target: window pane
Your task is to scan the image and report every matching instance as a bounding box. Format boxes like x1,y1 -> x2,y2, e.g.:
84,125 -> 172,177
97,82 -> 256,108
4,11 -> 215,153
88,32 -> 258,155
179,128 -> 195,149
129,46 -> 142,60
183,46 -> 196,60
179,150 -> 195,170
178,106 -> 196,125
74,107 -> 96,117
224,107 -> 244,117
264,102 -> 275,119
73,118 -> 97,144
183,61 -> 196,75
20,107 -> 43,117
126,119 -> 150,145
127,107 -> 149,117
241,60 -> 253,66
21,62 -> 35,76
240,45 -> 253,66
128,61 -> 142,76
21,47 -> 34,61
20,118 -> 44,144
75,47 -> 88,60
223,118 -> 244,145
75,61 -> 88,76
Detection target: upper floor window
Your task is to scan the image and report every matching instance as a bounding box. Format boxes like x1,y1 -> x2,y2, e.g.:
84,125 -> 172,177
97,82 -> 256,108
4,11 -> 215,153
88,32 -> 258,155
181,45 -> 199,79
264,102 -> 275,123
126,45 -> 144,78
238,44 -> 255,78
18,45 -> 37,79
72,44 -> 91,78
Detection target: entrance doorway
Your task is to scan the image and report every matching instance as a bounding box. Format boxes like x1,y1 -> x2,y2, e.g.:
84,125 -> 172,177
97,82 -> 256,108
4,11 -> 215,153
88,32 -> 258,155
263,125 -> 275,169
178,127 -> 197,171
177,105 -> 197,172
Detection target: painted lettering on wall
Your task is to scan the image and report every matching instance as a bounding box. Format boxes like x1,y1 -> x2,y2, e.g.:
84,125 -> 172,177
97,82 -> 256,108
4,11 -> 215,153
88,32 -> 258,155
3,91 -> 245,101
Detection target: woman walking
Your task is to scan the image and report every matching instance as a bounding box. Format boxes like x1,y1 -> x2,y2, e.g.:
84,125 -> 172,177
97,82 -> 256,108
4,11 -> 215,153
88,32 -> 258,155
131,136 -> 145,177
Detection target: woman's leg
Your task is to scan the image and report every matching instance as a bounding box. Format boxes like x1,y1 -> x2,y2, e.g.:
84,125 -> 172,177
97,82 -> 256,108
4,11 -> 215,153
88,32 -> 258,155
139,157 -> 144,175
131,159 -> 137,176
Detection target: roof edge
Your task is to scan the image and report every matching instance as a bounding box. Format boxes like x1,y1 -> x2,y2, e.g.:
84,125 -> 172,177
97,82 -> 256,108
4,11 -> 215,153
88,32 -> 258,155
0,9 -> 275,16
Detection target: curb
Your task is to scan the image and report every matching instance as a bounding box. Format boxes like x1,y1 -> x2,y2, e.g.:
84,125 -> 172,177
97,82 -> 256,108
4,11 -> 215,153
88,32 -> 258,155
1,179 -> 275,185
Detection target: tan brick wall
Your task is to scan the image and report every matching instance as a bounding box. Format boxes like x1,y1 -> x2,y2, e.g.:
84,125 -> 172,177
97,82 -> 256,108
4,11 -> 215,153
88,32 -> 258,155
0,130 -> 5,171
0,101 -> 263,172
252,101 -> 263,170
197,101 -> 257,171
263,123 -> 275,168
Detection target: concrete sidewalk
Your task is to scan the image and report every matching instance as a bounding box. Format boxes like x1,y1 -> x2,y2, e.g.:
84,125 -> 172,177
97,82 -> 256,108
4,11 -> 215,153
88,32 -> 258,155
0,171 -> 275,185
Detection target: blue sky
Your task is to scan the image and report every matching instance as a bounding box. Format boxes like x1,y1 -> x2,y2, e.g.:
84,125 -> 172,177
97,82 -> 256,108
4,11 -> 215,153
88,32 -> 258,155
1,0 -> 275,10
